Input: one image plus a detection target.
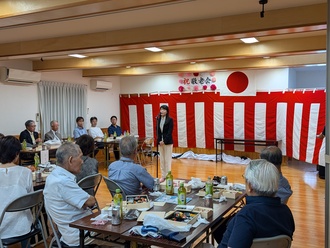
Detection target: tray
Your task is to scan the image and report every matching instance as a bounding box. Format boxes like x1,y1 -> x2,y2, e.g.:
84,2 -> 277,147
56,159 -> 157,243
165,210 -> 199,226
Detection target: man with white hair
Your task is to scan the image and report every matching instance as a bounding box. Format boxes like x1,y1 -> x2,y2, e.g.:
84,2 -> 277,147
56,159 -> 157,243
44,142 -> 96,247
218,159 -> 295,248
44,120 -> 62,141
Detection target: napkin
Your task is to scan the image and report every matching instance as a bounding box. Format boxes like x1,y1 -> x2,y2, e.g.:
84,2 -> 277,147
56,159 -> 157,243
149,191 -> 163,197
192,214 -> 209,228
188,177 -> 205,189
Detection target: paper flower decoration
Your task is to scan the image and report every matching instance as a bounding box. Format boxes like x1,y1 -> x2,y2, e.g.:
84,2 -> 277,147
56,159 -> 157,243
178,73 -> 184,77
193,85 -> 199,91
193,72 -> 199,77
210,84 -> 217,91
202,85 -> 208,90
210,71 -> 215,77
179,79 -> 183,84
178,86 -> 184,92
212,77 -> 216,82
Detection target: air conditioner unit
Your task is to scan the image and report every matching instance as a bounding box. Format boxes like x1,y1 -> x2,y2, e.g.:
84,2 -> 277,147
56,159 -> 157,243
90,79 -> 112,90
0,67 -> 41,84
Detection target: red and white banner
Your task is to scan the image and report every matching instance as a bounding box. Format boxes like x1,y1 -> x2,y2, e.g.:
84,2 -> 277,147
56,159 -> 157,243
120,90 -> 325,165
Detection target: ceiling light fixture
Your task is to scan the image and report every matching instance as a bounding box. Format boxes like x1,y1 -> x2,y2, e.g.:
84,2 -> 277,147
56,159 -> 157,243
190,61 -> 196,64
126,66 -> 131,69
144,47 -> 163,52
240,37 -> 259,44
69,54 -> 87,58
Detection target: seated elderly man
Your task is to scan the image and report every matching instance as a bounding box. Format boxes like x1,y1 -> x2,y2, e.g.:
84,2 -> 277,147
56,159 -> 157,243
108,135 -> 154,195
260,146 -> 293,204
44,120 -> 62,141
19,120 -> 42,146
218,159 -> 295,248
44,142 -> 96,247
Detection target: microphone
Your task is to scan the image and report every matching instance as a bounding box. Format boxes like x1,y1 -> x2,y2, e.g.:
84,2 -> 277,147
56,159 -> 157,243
155,113 -> 161,119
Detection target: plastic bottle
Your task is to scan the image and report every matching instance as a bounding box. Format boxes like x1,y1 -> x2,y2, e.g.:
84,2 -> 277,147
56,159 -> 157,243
177,182 -> 186,205
165,171 -> 174,195
205,176 -> 213,196
113,188 -> 123,218
113,131 -> 117,139
22,139 -> 27,150
103,132 -> 108,142
34,153 -> 40,169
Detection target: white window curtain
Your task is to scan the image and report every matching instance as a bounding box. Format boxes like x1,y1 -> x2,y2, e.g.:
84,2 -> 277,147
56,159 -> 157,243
38,81 -> 87,139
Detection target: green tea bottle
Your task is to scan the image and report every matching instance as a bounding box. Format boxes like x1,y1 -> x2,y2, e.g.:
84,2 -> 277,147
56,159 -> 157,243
113,188 -> 123,218
34,153 -> 40,169
22,139 -> 27,150
165,171 -> 174,195
205,176 -> 213,196
178,182 -> 186,205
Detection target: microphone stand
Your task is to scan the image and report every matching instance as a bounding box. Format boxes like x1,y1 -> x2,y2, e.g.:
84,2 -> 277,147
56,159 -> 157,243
155,115 -> 159,178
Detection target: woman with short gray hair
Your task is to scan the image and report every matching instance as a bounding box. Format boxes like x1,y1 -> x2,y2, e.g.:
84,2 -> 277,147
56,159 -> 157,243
218,159 -> 295,248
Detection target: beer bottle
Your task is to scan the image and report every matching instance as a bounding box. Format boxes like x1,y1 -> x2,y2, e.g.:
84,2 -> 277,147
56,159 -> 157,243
178,182 -> 186,205
205,176 -> 213,196
113,188 -> 123,218
165,171 -> 174,195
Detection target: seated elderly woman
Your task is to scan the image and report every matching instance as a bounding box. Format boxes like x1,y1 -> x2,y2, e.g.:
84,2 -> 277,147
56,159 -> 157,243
218,159 -> 295,248
75,134 -> 99,183
0,136 -> 33,246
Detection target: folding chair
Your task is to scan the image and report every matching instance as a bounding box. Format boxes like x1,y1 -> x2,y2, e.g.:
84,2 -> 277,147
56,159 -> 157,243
103,176 -> 127,199
77,173 -> 102,211
251,234 -> 292,248
0,189 -> 48,248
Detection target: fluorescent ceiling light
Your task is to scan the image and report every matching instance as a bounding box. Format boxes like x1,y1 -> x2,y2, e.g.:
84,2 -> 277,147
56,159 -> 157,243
190,61 -> 196,64
240,37 -> 259,44
305,64 -> 326,67
69,54 -> 87,58
144,47 -> 163,52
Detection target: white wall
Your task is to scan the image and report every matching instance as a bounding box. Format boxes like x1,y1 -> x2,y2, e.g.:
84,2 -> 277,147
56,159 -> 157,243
0,60 -> 38,135
0,60 -> 121,135
120,68 -> 290,94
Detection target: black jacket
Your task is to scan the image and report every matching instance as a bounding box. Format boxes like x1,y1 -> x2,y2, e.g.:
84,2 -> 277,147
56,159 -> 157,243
19,129 -> 39,145
156,116 -> 173,145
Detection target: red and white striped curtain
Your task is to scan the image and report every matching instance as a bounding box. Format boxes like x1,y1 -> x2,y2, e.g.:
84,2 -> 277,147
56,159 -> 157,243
120,90 -> 325,165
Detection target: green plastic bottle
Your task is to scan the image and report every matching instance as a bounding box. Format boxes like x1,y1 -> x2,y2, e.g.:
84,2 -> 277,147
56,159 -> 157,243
22,139 -> 27,150
177,182 -> 186,205
113,188 -> 123,218
113,131 -> 117,139
34,153 -> 40,169
165,171 -> 174,195
103,132 -> 108,142
205,176 -> 213,196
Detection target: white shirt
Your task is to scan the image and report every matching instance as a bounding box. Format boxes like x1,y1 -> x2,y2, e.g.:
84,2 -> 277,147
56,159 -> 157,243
88,126 -> 104,139
44,166 -> 91,246
0,166 -> 33,239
